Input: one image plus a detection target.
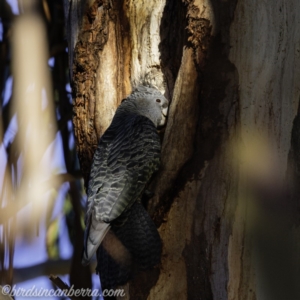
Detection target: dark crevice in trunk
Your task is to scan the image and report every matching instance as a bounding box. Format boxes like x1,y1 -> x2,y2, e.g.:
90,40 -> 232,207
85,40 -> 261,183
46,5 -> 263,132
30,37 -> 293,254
159,0 -> 188,100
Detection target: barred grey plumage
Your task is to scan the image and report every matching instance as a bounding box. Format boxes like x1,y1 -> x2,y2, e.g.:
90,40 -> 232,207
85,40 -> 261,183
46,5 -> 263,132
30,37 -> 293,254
82,85 -> 168,287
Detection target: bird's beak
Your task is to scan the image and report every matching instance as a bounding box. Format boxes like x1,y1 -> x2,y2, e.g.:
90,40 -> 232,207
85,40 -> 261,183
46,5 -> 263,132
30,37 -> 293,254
162,107 -> 168,118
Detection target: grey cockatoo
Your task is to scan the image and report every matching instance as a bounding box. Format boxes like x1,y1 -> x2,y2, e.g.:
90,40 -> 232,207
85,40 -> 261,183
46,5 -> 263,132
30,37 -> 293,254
82,85 -> 169,288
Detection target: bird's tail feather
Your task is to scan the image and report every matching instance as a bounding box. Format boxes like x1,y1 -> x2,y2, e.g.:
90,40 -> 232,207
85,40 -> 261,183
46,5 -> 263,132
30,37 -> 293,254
82,212 -> 111,266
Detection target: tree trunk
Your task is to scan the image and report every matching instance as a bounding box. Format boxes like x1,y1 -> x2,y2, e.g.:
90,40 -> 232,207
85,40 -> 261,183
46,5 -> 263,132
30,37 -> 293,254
65,0 -> 300,299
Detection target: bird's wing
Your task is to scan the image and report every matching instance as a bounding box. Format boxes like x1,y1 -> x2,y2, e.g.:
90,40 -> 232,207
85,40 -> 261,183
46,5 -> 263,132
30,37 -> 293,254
82,114 -> 160,264
91,114 -> 160,222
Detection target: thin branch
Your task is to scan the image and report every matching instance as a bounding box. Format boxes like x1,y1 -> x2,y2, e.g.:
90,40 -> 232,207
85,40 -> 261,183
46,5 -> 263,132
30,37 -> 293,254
68,181 -> 93,292
13,259 -> 96,283
49,275 -> 83,300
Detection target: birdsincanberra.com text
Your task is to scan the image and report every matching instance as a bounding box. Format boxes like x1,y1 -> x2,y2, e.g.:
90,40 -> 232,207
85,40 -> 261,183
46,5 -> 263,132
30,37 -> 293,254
1,284 -> 125,298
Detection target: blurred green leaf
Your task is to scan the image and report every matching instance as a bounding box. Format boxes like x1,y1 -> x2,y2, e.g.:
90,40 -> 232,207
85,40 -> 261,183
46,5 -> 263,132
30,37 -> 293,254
46,218 -> 60,259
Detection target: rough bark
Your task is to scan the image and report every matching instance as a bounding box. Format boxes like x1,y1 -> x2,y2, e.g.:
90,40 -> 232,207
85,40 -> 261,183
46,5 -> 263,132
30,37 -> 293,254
65,0 -> 300,299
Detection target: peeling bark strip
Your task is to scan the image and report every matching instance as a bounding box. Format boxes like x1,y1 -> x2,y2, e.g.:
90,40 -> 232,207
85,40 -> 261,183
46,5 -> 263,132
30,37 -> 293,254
148,0 -> 213,226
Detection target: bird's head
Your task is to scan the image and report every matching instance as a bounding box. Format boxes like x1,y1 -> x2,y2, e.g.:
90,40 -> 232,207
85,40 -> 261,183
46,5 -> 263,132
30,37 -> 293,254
123,85 -> 169,128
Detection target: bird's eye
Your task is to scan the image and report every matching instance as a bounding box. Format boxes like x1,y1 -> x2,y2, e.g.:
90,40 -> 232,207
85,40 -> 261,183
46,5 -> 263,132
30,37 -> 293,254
156,99 -> 161,103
